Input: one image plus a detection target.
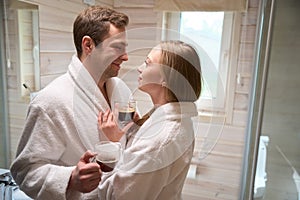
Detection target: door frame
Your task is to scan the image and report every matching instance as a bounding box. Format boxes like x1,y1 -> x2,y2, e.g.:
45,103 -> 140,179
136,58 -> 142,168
0,1 -> 10,168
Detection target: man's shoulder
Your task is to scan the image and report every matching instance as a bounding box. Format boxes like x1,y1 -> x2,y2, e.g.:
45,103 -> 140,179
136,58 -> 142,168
30,74 -> 73,106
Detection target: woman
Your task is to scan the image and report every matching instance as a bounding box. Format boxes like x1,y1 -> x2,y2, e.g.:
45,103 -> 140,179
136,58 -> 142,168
98,40 -> 202,199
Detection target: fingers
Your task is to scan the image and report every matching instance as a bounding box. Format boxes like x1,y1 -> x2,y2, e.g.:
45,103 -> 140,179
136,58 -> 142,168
81,150 -> 97,163
99,109 -> 117,126
88,179 -> 101,192
98,109 -> 113,124
103,109 -> 110,122
76,168 -> 102,193
123,121 -> 134,132
98,109 -> 123,142
98,111 -> 103,125
107,110 -> 114,122
78,164 -> 101,177
69,154 -> 102,193
79,163 -> 102,189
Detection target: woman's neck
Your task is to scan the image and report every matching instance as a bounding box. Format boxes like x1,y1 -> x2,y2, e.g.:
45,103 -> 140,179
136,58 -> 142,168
150,90 -> 168,107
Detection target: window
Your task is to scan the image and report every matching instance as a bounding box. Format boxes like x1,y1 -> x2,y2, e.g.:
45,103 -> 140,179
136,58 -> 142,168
163,12 -> 237,113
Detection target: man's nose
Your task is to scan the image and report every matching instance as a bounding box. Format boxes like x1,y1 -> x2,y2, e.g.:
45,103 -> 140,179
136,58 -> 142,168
119,53 -> 128,61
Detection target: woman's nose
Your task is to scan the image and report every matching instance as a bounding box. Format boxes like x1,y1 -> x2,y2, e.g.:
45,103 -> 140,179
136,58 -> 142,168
137,63 -> 146,73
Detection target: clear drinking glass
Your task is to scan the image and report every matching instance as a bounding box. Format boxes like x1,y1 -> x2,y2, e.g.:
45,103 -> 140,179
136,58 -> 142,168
114,100 -> 136,126
93,141 -> 122,173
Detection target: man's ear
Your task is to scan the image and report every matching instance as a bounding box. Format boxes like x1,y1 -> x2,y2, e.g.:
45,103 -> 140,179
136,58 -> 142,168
82,36 -> 94,54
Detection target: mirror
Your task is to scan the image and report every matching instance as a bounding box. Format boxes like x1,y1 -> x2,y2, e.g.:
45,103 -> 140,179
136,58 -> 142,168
10,1 -> 40,99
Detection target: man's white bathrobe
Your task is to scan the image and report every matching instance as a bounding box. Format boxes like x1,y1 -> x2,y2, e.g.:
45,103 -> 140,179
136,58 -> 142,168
98,102 -> 197,200
10,55 -> 131,200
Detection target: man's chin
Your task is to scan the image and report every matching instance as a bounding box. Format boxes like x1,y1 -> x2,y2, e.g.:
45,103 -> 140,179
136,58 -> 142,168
111,71 -> 119,78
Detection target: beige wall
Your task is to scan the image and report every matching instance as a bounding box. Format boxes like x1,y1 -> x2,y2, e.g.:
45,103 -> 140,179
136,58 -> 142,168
5,0 -> 260,199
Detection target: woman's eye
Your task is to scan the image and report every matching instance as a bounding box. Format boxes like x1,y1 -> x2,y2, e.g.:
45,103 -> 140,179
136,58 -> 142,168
144,61 -> 149,67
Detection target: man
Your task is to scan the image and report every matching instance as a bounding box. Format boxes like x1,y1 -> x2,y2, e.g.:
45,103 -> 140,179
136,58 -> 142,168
10,6 -> 130,200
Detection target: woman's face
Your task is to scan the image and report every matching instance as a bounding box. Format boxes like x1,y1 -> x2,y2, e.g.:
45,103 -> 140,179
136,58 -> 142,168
137,48 -> 164,94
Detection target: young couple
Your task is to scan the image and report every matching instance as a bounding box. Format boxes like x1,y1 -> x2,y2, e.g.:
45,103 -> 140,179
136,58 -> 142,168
10,5 -> 202,200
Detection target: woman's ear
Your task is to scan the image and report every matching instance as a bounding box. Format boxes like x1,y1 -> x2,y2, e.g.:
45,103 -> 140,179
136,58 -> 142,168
82,36 -> 94,55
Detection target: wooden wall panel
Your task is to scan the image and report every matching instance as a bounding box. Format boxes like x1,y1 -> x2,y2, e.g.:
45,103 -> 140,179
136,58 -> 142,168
38,6 -> 75,33
235,76 -> 251,94
9,127 -> 23,163
240,25 -> 256,43
237,61 -> 253,75
117,8 -> 160,24
234,93 -> 249,110
114,0 -> 154,7
40,52 -> 73,75
39,29 -> 74,52
232,110 -> 248,127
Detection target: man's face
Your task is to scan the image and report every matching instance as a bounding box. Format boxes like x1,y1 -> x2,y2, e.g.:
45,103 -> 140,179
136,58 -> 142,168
84,24 -> 128,82
100,25 -> 128,78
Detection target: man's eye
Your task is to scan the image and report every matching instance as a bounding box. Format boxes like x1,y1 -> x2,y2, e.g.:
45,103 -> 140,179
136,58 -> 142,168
114,45 -> 125,51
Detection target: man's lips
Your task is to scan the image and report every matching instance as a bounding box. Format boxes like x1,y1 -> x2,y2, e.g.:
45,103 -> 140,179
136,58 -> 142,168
112,62 -> 121,69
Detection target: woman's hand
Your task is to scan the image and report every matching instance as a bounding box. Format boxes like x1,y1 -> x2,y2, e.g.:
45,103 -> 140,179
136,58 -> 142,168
98,109 -> 125,142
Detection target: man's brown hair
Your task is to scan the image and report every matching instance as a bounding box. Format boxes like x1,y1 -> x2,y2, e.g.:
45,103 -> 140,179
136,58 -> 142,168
73,6 -> 129,58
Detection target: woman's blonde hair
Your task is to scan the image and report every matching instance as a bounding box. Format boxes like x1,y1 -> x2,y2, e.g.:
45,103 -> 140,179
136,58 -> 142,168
159,40 -> 202,102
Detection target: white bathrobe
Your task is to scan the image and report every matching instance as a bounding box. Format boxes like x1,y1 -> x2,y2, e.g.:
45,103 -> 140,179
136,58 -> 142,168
10,55 -> 132,200
98,102 -> 197,200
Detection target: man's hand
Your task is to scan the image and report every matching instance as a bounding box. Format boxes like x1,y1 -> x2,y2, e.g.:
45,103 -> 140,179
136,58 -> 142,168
68,150 -> 102,193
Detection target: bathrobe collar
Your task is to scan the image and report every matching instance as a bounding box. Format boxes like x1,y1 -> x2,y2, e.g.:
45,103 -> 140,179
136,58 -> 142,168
119,102 -> 198,173
68,55 -> 111,112
68,55 -> 131,149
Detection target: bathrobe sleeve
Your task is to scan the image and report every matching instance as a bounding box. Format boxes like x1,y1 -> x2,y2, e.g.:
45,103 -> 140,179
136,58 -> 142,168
10,103 -> 80,200
99,167 -> 170,200
98,146 -> 193,200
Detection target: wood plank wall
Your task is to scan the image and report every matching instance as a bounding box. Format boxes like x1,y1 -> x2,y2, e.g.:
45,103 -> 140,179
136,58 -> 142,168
5,0 -> 259,199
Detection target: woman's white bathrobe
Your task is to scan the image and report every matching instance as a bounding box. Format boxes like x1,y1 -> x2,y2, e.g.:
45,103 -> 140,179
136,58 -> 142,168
98,102 -> 197,200
10,55 -> 131,200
